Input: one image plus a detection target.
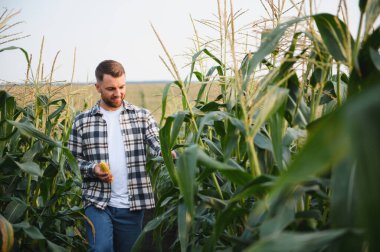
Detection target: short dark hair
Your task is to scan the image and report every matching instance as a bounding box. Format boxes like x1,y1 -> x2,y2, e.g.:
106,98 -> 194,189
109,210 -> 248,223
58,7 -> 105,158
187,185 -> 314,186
95,60 -> 125,82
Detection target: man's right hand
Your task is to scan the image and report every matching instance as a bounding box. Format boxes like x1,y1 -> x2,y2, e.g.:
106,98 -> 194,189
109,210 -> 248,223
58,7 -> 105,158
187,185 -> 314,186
94,165 -> 113,183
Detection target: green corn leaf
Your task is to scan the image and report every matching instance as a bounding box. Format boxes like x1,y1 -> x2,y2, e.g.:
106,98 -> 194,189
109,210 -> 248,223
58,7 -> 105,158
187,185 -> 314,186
329,159 -> 363,252
3,200 -> 27,223
330,159 -> 359,229
47,240 -> 66,252
199,101 -> 225,112
63,147 -> 80,178
195,83 -> 207,105
196,111 -> 228,142
221,125 -> 239,161
286,73 -> 310,128
21,140 -> 43,162
6,120 -> 62,147
271,112 -> 350,197
23,225 -> 45,240
15,161 -> 43,177
269,110 -> 285,171
349,27 -> 380,96
197,148 -> 252,185
170,112 -> 186,147
370,47 -> 380,70
176,145 -> 197,217
243,17 -> 306,90
178,203 -> 190,252
320,81 -> 336,105
43,164 -> 59,178
262,32 -> 306,87
197,194 -> 227,210
0,91 -> 16,122
204,203 -> 247,252
13,222 -> 45,240
0,46 -> 30,63
0,91 -> 17,155
47,99 -> 66,120
251,87 -> 289,136
194,65 -> 224,105
193,71 -> 204,82
159,117 -> 177,185
253,84 -> 380,251
349,86 -> 380,252
160,82 -> 173,126
132,207 -> 176,252
244,230 -> 348,252
359,0 -> 368,12
259,199 -> 296,238
313,13 -> 354,66
309,52 -> 332,88
254,131 -> 273,152
361,0 -> 380,36
189,48 -> 224,86
202,138 -> 223,158
230,175 -> 274,202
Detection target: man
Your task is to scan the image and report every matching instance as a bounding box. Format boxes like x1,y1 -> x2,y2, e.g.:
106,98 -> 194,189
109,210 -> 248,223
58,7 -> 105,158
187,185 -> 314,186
68,60 -> 174,251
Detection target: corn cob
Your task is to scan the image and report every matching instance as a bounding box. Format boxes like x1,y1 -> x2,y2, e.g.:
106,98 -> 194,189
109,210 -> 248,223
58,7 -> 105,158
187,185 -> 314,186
99,162 -> 110,172
99,162 -> 113,182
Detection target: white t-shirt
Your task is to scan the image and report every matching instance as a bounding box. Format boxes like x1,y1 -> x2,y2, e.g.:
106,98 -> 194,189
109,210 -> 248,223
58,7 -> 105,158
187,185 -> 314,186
100,106 -> 129,208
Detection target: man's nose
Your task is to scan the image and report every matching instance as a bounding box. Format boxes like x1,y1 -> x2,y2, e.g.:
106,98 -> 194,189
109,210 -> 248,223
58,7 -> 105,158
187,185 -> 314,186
114,89 -> 121,96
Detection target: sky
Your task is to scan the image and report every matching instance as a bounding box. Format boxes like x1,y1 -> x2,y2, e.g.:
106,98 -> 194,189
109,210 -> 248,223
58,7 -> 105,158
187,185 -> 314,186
0,0 -> 363,83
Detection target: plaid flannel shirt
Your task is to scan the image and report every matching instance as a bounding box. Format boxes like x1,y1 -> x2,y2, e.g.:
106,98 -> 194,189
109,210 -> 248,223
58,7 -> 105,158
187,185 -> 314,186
68,101 -> 161,211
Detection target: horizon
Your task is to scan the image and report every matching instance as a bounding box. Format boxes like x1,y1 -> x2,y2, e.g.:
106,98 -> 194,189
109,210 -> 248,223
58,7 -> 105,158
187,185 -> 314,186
0,79 -> 174,86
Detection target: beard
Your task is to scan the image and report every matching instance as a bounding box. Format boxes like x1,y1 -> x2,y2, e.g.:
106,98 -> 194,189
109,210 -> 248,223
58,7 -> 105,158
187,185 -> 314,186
102,96 -> 123,108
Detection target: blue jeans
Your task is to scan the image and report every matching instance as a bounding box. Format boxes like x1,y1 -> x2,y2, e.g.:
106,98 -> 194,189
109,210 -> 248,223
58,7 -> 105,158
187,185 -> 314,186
84,206 -> 144,252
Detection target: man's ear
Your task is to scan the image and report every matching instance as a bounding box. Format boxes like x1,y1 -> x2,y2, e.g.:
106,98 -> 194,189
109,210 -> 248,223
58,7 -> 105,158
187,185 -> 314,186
95,83 -> 101,93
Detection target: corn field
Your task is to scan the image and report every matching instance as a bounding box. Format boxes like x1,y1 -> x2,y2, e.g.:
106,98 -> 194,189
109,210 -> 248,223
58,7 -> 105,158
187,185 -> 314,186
1,1 -> 380,252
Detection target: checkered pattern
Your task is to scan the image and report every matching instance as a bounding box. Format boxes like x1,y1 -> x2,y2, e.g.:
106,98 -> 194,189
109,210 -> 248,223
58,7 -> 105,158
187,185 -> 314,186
68,101 -> 161,211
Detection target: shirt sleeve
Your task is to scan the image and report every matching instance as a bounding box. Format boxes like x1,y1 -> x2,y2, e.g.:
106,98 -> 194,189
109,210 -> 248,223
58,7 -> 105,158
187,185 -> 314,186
68,118 -> 97,179
144,111 -> 161,157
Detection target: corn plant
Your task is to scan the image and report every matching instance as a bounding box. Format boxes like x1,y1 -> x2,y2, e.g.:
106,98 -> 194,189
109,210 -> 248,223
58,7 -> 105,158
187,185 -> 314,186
134,1 -> 380,252
0,86 -> 87,251
0,10 -> 86,250
0,85 -> 88,251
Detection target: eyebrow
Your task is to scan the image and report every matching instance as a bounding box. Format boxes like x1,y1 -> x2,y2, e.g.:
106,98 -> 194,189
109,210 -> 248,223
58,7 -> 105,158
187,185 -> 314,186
105,84 -> 125,88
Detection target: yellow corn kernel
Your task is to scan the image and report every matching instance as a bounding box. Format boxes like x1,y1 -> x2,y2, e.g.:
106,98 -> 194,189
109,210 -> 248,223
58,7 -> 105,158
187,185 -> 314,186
99,162 -> 110,173
99,162 -> 113,183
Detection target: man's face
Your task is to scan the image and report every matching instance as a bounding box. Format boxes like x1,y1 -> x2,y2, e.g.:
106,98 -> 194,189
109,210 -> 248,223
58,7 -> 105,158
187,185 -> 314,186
96,74 -> 126,111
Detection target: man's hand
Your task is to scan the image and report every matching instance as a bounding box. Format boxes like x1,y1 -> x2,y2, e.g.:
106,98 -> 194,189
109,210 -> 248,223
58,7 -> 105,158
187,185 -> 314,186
159,150 -> 177,160
94,165 -> 113,183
